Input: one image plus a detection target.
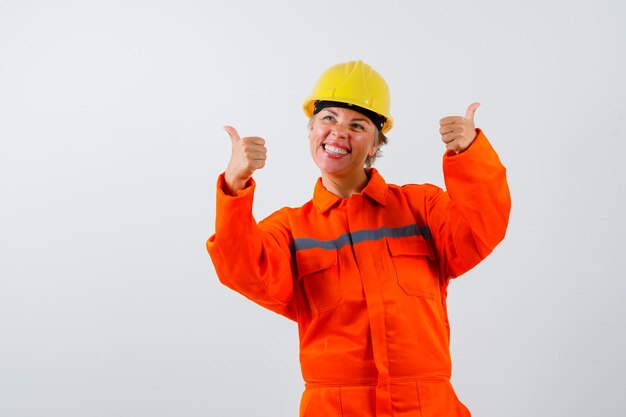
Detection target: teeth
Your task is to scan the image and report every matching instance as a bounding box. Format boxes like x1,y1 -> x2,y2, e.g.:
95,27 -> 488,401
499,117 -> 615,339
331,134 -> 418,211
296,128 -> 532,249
324,144 -> 348,155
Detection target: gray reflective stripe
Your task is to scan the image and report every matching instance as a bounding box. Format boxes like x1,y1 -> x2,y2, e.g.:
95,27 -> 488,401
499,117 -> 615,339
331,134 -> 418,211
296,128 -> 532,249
294,224 -> 431,252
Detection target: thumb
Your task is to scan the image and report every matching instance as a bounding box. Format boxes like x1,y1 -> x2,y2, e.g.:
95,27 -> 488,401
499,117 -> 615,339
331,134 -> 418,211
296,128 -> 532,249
223,125 -> 241,144
464,102 -> 481,122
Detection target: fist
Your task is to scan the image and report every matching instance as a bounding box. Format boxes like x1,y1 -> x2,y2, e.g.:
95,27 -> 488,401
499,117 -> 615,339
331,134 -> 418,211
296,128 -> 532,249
439,102 -> 480,154
223,125 -> 267,194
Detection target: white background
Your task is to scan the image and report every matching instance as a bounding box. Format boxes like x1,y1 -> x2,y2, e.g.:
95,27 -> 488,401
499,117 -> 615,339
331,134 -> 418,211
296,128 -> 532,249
1,1 -> 625,416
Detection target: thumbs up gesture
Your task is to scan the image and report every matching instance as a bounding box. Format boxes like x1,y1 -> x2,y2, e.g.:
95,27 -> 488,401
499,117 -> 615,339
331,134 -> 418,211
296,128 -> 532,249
439,102 -> 480,154
223,126 -> 267,195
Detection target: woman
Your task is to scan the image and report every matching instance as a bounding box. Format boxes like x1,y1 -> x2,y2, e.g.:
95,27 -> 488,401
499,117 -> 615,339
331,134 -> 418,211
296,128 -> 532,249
207,60 -> 511,417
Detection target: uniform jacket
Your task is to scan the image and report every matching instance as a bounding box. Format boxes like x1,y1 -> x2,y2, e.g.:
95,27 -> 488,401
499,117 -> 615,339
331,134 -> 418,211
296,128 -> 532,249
207,130 -> 511,417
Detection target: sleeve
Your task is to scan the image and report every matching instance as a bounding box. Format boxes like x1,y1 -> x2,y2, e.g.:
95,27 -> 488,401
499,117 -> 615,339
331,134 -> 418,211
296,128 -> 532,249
425,129 -> 511,279
206,173 -> 296,319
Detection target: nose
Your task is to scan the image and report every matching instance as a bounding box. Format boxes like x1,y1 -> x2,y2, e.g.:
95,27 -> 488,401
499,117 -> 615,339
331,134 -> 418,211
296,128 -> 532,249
332,122 -> 349,138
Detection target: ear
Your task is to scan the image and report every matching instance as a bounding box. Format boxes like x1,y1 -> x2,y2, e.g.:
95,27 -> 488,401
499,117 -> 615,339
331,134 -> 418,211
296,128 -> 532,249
368,135 -> 379,157
308,115 -> 316,131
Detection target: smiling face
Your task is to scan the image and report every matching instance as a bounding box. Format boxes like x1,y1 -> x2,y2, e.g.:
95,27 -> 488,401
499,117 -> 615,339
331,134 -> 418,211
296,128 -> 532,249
308,107 -> 379,180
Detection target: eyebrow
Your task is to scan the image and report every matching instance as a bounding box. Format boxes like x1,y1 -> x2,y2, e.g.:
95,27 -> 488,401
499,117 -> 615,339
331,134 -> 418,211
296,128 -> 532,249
323,108 -> 372,124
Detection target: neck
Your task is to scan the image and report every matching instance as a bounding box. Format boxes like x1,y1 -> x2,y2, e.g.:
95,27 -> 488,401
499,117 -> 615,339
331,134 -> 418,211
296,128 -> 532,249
321,169 -> 370,199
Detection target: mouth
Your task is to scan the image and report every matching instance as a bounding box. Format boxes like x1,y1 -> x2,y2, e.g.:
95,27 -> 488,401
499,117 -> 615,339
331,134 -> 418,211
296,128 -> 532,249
323,143 -> 350,156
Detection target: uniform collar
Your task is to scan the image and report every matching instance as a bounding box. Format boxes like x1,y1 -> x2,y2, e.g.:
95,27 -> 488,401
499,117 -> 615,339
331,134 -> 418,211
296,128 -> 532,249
312,168 -> 389,213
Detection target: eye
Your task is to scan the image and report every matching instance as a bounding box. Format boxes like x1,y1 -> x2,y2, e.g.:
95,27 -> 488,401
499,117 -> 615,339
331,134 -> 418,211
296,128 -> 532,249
322,114 -> 335,122
351,123 -> 364,130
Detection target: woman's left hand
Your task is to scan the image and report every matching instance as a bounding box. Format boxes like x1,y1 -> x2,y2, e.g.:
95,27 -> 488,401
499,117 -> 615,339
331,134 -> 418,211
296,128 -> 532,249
439,102 -> 480,154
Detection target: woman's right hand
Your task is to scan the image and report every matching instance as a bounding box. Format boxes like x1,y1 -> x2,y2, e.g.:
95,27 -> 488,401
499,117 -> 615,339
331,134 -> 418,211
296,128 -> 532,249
223,126 -> 267,195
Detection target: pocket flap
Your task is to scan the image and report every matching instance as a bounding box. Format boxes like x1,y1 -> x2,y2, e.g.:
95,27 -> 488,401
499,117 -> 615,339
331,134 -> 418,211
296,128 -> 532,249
296,249 -> 338,278
386,235 -> 435,260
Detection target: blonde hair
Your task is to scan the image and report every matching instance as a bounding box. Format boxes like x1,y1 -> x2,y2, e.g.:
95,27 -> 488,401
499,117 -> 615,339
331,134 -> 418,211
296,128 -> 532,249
365,129 -> 388,168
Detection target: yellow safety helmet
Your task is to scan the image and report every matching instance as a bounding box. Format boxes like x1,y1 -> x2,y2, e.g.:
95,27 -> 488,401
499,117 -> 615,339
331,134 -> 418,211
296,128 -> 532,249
303,60 -> 393,133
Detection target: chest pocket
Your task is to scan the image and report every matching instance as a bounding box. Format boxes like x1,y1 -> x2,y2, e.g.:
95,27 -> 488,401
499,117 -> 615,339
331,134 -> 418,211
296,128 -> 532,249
296,249 -> 341,315
386,236 -> 441,300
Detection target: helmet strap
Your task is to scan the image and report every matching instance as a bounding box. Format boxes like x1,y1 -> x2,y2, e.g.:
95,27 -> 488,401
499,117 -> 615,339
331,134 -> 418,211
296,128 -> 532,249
313,100 -> 386,131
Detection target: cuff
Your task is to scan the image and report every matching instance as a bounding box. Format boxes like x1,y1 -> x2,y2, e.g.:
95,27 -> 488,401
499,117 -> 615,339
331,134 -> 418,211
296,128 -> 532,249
216,172 -> 256,198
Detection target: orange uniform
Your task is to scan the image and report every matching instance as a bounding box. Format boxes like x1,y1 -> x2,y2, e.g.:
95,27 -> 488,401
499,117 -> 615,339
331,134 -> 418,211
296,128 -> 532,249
207,130 -> 511,416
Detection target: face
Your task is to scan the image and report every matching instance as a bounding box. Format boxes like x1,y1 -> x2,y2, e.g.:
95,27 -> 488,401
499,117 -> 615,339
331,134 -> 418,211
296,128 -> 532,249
309,107 -> 378,178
